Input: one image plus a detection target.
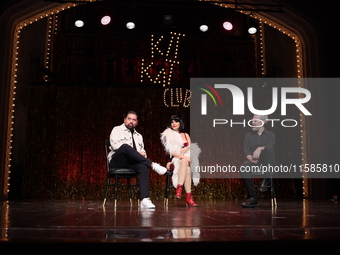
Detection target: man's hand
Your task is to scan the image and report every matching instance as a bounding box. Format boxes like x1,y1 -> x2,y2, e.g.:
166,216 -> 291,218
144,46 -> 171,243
138,151 -> 146,157
247,154 -> 258,164
252,146 -> 264,160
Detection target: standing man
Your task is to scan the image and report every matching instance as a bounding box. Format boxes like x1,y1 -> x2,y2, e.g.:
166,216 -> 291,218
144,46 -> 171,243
108,111 -> 167,209
240,114 -> 275,208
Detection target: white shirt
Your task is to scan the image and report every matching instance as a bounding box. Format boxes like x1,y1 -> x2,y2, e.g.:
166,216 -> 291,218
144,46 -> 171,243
107,123 -> 147,161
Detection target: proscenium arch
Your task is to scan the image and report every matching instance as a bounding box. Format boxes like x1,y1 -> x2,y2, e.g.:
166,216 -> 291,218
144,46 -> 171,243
1,1 -> 81,200
2,0 -> 317,200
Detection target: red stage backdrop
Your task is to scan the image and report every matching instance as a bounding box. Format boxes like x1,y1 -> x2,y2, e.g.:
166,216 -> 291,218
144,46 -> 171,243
23,85 -> 300,200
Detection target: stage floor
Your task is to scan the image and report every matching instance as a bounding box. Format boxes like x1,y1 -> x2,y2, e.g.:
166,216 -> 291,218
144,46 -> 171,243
1,198 -> 340,251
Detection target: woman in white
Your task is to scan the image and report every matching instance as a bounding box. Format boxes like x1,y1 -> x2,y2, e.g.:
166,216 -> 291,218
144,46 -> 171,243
160,115 -> 200,207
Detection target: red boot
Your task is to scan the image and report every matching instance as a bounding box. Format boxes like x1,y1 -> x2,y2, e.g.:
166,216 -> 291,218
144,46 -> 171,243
175,184 -> 183,198
185,193 -> 198,207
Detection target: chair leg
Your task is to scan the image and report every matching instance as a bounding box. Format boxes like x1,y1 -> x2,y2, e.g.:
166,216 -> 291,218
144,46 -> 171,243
270,176 -> 277,207
127,178 -> 133,206
103,174 -> 141,208
114,175 -> 119,207
164,174 -> 170,206
103,178 -> 110,206
136,175 -> 140,206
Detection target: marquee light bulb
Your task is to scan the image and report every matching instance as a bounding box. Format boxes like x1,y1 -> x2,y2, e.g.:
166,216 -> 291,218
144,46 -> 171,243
75,20 -> 84,28
126,22 -> 135,29
223,21 -> 233,31
200,25 -> 209,32
248,27 -> 257,34
101,16 -> 111,25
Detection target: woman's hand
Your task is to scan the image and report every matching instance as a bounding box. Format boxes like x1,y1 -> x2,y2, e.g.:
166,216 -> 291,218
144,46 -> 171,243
182,155 -> 191,164
180,147 -> 188,155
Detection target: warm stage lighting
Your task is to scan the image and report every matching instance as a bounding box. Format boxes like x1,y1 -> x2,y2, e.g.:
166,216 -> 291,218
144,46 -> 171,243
248,27 -> 257,34
75,20 -> 84,28
223,21 -> 233,31
199,25 -> 209,32
126,21 -> 135,29
101,16 -> 111,25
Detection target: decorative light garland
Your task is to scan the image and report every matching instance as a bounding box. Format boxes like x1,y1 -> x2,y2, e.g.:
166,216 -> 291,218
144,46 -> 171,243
44,16 -> 53,82
259,21 -> 266,76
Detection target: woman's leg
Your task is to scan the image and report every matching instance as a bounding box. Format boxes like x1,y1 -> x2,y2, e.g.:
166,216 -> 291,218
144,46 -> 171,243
184,165 -> 197,207
177,158 -> 189,185
175,158 -> 189,198
184,166 -> 192,193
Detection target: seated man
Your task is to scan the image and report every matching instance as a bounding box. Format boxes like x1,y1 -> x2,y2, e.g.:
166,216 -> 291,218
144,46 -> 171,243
240,114 -> 275,208
108,111 -> 167,209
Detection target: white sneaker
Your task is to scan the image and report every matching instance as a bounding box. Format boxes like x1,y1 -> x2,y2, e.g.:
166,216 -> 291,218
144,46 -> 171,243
140,197 -> 156,209
152,163 -> 167,175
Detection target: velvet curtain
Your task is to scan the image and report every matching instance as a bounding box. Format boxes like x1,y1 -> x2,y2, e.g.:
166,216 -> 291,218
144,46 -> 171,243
23,85 -> 300,200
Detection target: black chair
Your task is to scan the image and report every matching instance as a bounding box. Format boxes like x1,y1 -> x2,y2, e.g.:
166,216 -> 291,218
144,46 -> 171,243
164,161 -> 174,206
103,140 -> 140,207
164,171 -> 173,206
268,176 -> 277,207
255,175 -> 277,207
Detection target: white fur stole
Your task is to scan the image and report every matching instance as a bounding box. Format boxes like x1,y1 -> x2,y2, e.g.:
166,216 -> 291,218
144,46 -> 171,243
160,128 -> 183,157
160,128 -> 201,187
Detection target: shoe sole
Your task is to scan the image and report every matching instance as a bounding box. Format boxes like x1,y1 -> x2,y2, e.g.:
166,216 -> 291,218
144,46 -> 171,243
241,204 -> 259,208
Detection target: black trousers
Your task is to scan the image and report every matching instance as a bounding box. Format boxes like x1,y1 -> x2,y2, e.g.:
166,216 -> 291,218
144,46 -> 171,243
109,144 -> 152,199
240,145 -> 275,198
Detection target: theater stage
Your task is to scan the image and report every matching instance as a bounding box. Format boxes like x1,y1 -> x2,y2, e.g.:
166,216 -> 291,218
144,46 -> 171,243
1,198 -> 340,252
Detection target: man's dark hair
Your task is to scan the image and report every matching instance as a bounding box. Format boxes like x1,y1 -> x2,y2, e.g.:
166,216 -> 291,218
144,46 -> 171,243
126,110 -> 138,118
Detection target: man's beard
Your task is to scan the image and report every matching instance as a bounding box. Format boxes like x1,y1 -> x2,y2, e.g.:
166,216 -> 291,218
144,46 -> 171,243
126,123 -> 135,129
252,126 -> 260,131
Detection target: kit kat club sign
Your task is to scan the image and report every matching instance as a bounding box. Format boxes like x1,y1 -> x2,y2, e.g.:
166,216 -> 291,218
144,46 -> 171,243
139,32 -> 191,107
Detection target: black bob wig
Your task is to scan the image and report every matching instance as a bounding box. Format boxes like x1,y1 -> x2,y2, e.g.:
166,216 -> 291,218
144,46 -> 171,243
169,115 -> 184,131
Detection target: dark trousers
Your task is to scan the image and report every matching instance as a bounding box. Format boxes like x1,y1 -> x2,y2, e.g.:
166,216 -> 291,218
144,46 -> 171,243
240,145 -> 275,198
109,144 -> 152,199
